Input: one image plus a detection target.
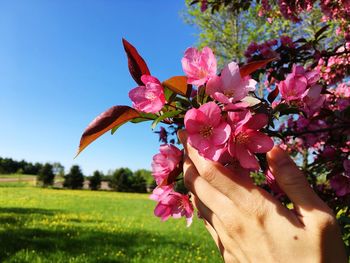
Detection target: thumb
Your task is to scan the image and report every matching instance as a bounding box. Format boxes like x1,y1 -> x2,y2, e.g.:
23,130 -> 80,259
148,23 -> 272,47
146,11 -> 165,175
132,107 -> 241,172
266,146 -> 326,211
177,130 -> 188,151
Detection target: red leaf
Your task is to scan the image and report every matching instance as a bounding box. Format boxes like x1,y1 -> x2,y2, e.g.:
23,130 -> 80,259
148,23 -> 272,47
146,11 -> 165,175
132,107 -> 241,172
76,106 -> 140,157
268,87 -> 279,103
239,57 -> 276,77
122,38 -> 151,85
162,76 -> 191,97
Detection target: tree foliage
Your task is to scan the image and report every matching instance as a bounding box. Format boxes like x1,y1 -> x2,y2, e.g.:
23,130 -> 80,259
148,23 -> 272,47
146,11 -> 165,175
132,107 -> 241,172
89,170 -> 102,190
182,0 -> 341,67
64,165 -> 85,189
37,163 -> 55,187
108,168 -> 147,193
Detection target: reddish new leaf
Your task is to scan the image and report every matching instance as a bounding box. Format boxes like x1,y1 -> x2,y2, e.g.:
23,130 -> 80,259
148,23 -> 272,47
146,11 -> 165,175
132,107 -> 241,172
76,106 -> 140,157
162,76 -> 190,97
240,57 -> 276,77
268,87 -> 279,103
122,38 -> 151,85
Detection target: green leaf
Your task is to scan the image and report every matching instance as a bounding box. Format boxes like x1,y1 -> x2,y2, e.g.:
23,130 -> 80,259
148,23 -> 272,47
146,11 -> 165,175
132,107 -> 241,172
111,124 -> 123,135
129,118 -> 151,124
315,25 -> 330,40
151,110 -> 182,130
129,112 -> 158,124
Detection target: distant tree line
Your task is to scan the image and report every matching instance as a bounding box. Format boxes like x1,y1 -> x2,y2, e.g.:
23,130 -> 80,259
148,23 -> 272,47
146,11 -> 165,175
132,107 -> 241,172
0,157 -> 45,175
0,156 -> 154,193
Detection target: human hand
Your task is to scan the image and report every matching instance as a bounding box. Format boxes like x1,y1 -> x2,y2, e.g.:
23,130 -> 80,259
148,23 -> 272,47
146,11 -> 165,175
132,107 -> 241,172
178,131 -> 347,263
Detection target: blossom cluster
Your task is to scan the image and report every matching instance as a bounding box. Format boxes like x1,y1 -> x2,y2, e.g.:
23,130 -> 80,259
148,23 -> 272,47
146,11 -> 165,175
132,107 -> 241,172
316,42 -> 350,85
278,79 -> 350,197
126,45 -> 349,225
134,47 -> 275,225
78,39 -> 349,228
258,0 -> 350,34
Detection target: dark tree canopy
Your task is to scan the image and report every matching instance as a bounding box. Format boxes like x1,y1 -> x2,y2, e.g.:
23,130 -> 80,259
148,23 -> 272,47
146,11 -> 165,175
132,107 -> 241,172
37,163 -> 55,187
89,170 -> 102,190
64,165 -> 85,189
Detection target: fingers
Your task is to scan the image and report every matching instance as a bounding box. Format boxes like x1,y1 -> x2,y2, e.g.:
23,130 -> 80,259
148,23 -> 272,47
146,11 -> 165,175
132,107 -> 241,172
266,146 -> 326,211
183,155 -> 233,218
192,196 -> 224,253
179,131 -> 254,196
179,130 -> 252,186
179,130 -> 275,218
192,196 -> 241,263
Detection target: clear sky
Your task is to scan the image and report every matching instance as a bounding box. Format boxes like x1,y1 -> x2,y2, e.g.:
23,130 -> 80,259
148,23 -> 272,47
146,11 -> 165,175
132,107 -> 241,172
0,1 -> 198,175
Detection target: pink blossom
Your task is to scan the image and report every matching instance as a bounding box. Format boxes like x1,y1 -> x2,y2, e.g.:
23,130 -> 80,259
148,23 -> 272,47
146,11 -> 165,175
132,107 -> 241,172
330,175 -> 350,197
206,62 -> 257,103
150,185 -> 174,202
279,65 -> 308,101
279,65 -> 320,102
129,75 -> 166,113
154,192 -> 194,226
151,144 -> 182,185
228,112 -> 274,170
181,47 -> 217,86
302,84 -> 325,116
184,102 -> 231,161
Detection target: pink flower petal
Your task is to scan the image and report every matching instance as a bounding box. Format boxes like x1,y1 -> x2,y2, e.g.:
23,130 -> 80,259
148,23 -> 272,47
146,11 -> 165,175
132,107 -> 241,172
198,102 -> 221,127
206,75 -> 222,96
188,134 -> 211,152
154,203 -> 171,221
184,108 -> 208,133
211,122 -> 231,146
246,130 -> 274,153
212,92 -> 231,104
244,113 -> 269,130
235,143 -> 260,170
202,145 -> 226,161
182,47 -> 217,86
221,62 -> 242,89
141,75 -> 161,85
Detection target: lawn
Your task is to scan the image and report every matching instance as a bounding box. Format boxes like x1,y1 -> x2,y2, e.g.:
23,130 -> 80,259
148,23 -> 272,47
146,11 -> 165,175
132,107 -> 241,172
0,174 -> 37,179
0,186 -> 222,262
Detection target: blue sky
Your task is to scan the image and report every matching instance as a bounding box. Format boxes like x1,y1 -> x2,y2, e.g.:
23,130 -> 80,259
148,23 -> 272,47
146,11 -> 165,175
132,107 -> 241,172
0,1 -> 198,175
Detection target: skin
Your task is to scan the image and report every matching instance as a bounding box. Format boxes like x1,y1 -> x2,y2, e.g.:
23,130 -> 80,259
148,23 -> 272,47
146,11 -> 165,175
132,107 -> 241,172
178,131 -> 348,263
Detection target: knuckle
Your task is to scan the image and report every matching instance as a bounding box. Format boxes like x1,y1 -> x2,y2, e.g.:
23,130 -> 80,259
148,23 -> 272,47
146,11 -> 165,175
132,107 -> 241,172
201,163 -> 219,183
313,210 -> 337,229
219,204 -> 244,236
224,220 -> 245,239
280,172 -> 306,188
239,190 -> 270,221
249,202 -> 269,226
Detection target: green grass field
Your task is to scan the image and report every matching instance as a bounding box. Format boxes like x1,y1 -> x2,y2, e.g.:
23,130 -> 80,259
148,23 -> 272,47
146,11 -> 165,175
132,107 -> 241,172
0,174 -> 37,179
0,186 -> 222,263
